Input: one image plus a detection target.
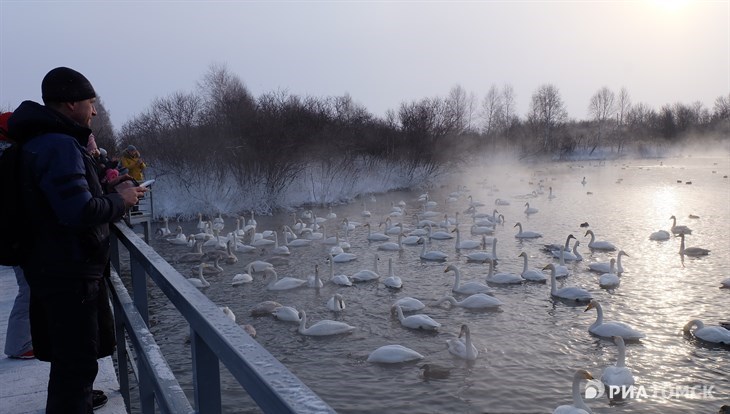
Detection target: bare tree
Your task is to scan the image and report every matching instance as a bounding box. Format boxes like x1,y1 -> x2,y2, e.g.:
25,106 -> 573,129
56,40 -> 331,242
588,87 -> 616,123
616,87 -> 631,126
444,85 -> 472,135
480,85 -> 502,151
90,97 -> 116,152
588,87 -> 617,152
527,84 -> 568,151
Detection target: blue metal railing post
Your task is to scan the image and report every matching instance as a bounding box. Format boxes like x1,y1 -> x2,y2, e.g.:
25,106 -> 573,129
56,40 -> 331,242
191,330 -> 222,413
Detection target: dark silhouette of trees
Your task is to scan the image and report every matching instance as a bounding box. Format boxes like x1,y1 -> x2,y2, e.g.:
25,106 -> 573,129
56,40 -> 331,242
112,63 -> 728,212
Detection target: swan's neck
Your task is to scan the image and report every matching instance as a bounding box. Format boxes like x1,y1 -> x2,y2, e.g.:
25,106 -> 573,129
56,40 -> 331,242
588,231 -> 596,244
487,260 -> 494,279
388,259 -> 394,277
550,268 -> 557,294
609,260 -> 615,274
454,229 -> 461,244
592,303 -> 604,328
559,249 -> 566,265
395,305 -> 405,321
516,223 -> 523,233
299,311 -> 307,332
491,239 -> 497,257
679,235 -> 685,253
453,267 -> 461,288
616,340 -> 626,368
571,374 -> 590,411
521,255 -> 529,272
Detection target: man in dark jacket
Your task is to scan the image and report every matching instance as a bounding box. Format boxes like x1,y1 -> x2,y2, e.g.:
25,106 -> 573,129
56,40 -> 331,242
8,67 -> 144,413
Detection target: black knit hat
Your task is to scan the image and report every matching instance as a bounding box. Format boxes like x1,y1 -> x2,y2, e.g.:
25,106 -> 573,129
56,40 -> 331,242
41,67 -> 96,103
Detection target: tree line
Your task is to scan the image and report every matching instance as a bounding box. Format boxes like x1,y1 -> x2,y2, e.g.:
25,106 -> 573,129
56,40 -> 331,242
88,64 -> 729,209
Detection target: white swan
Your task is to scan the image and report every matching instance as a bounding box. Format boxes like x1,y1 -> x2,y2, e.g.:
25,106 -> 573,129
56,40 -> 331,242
678,233 -> 710,256
544,264 -> 592,302
307,264 -> 323,288
332,252 -> 357,263
669,215 -> 692,235
428,223 -> 454,240
486,259 -> 523,285
393,297 -> 425,312
514,222 -> 542,239
544,234 -> 575,255
494,198 -> 510,206
683,319 -> 730,344
367,345 -> 424,363
518,252 -> 547,282
552,240 -> 583,261
326,293 -> 346,312
600,336 -> 635,393
155,217 -> 172,238
553,248 -> 571,278
271,232 -> 290,256
524,202 -> 539,215
598,259 -> 620,289
282,225 -> 313,247
548,186 -> 556,199
470,223 -> 495,236
584,300 -> 645,341
445,264 -> 494,295
589,250 -> 628,273
364,222 -> 389,241
584,230 -> 616,251
351,254 -> 380,282
649,229 -> 671,241
298,310 -> 356,336
263,268 -> 306,291
231,272 -> 253,285
552,369 -> 593,414
383,258 -> 403,289
327,256 -> 352,286
246,260 -> 274,274
378,232 -> 404,251
166,226 -> 189,245
466,236 -> 497,262
326,206 -> 337,220
452,227 -> 481,250
447,324 -> 479,361
434,293 -> 503,310
392,305 -> 440,330
187,265 -> 211,288
416,237 -> 448,261
272,306 -> 301,322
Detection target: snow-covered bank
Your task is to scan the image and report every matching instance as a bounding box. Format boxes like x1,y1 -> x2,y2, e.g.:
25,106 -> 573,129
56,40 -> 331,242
147,157 -> 445,219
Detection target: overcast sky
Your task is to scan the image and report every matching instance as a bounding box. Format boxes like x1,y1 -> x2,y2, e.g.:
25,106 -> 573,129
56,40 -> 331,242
1,1 -> 728,129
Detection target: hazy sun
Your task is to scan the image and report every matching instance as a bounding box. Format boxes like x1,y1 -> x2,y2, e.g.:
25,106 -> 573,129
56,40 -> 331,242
650,0 -> 692,12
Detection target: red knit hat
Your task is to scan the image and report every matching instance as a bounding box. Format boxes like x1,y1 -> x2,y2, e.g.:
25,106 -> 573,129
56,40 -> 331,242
0,112 -> 12,141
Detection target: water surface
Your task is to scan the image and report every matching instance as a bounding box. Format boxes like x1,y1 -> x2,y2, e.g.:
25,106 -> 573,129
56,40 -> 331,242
140,155 -> 730,413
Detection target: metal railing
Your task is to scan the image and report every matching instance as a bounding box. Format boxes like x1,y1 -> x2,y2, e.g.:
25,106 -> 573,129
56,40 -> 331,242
109,221 -> 336,414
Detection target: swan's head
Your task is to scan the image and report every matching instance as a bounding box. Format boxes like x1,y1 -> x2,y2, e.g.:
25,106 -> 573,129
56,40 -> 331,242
584,230 -> 594,237
513,222 -> 522,228
417,237 -> 426,245
458,324 -> 470,338
683,319 -> 703,333
584,299 -> 599,312
567,234 -> 576,240
670,215 -> 677,220
451,227 -> 458,233
575,369 -> 594,381
390,304 -> 401,315
518,252 -> 527,258
542,263 -> 555,272
618,250 -> 629,257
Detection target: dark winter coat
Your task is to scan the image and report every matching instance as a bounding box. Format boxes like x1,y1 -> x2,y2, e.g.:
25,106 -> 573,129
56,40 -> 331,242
8,100 -> 127,279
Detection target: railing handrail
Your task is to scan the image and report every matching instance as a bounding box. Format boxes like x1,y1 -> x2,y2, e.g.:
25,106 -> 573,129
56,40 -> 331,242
109,221 -> 336,414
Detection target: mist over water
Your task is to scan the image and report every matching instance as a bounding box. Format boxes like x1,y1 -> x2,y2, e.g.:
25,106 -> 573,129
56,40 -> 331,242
135,148 -> 730,413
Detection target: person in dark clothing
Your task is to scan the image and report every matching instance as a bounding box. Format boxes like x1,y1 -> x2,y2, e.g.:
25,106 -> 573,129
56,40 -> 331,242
8,67 -> 144,414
